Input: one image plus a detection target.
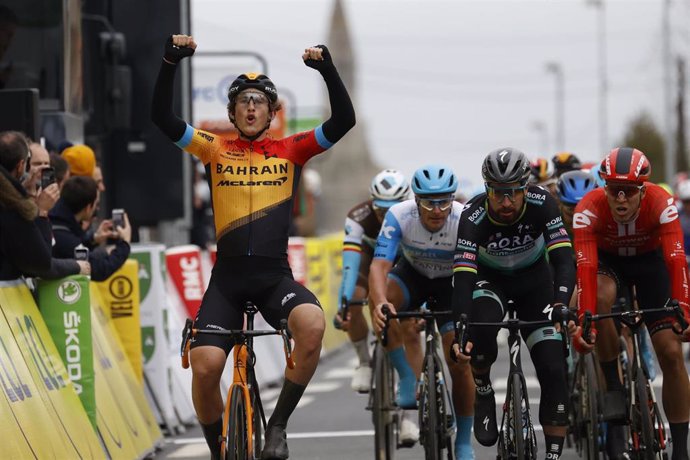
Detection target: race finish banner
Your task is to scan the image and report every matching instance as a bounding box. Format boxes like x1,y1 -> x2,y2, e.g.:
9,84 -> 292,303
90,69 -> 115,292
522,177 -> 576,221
37,275 -> 96,428
91,287 -> 161,455
95,259 -> 143,382
166,245 -> 205,318
130,243 -> 181,432
0,279 -> 104,458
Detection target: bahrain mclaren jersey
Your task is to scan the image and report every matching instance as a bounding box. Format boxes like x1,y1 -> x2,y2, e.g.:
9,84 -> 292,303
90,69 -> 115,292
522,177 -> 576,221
176,124 -> 333,258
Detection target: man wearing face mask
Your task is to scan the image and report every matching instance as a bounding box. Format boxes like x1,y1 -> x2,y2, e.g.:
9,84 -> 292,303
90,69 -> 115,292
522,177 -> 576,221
451,148 -> 575,460
572,147 -> 690,460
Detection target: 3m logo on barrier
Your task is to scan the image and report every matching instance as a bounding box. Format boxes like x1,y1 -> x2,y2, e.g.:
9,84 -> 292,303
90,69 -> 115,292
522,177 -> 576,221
0,336 -> 32,401
57,280 -> 82,304
109,276 -> 134,318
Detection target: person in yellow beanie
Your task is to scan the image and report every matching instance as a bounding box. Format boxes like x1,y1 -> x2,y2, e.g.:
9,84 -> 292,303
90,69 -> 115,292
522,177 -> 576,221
61,144 -> 96,177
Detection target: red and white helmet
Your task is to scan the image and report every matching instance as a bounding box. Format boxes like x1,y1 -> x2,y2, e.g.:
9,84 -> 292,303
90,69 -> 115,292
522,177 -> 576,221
599,147 -> 651,184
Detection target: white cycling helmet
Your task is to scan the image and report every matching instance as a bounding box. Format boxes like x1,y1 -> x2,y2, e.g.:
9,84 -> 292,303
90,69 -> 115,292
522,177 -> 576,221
370,169 -> 410,208
677,179 -> 690,201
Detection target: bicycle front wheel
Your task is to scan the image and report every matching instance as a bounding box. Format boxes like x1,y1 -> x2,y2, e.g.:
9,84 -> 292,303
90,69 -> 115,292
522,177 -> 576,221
420,354 -> 441,460
224,385 -> 249,460
582,353 -> 602,459
510,373 -> 526,460
251,390 -> 263,458
372,344 -> 396,460
634,366 -> 655,460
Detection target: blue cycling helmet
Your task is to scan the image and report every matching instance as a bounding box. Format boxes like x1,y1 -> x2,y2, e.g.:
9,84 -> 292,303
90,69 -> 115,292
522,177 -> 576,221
557,170 -> 598,205
587,162 -> 606,187
411,165 -> 458,195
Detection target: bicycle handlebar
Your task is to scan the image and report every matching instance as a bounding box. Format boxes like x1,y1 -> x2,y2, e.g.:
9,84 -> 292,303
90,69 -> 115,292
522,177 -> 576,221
581,298 -> 687,344
179,318 -> 295,370
334,296 -> 368,330
380,304 -> 452,347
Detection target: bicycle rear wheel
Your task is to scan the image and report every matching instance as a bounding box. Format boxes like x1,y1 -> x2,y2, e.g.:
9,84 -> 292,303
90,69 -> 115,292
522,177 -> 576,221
224,385 -> 249,460
420,353 -> 441,460
372,343 -> 397,460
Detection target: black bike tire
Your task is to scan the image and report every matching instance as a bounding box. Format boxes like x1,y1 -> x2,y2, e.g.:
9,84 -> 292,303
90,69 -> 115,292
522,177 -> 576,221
251,390 -> 262,458
422,354 -> 440,460
225,385 -> 248,460
583,354 -> 602,460
372,345 -> 396,460
511,373 -> 526,460
635,366 -> 655,460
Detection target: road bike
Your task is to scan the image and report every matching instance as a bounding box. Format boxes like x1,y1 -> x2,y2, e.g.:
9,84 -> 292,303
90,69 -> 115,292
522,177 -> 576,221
456,302 -> 571,460
382,302 -> 455,460
180,301 -> 294,460
581,298 -> 687,460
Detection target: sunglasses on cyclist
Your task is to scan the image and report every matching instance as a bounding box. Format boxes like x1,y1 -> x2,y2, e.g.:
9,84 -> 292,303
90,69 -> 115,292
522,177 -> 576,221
417,197 -> 454,212
236,92 -> 269,106
485,183 -> 527,203
605,183 -> 643,199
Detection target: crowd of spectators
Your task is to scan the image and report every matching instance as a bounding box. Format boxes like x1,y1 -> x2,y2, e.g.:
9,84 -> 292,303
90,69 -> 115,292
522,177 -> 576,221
0,129 -> 131,283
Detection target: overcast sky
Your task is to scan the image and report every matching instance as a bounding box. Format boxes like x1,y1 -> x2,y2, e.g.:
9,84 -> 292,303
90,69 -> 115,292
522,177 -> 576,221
192,0 -> 690,191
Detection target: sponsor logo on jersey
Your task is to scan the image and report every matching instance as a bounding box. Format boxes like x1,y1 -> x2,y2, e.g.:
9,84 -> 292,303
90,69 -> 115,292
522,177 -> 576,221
486,234 -> 535,250
526,191 -> 546,201
659,204 -> 679,224
216,163 -> 289,175
198,131 -> 215,142
216,177 -> 288,187
545,216 -> 563,229
468,207 -> 486,224
380,220 -> 396,239
573,209 -> 597,229
463,252 -> 476,260
292,133 -> 308,143
456,238 -> 477,250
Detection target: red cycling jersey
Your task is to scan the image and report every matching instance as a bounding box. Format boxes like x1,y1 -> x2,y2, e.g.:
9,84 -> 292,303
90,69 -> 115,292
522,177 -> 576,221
573,183 -> 689,320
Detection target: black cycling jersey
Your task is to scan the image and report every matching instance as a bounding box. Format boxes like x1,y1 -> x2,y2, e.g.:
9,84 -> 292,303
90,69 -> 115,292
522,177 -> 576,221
452,186 -> 576,319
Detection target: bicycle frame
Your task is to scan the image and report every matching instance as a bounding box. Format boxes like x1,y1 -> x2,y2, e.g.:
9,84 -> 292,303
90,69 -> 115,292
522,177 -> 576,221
180,302 -> 294,459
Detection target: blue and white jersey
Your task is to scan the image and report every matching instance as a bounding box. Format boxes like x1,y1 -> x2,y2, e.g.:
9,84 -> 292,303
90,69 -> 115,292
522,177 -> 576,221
373,200 -> 463,279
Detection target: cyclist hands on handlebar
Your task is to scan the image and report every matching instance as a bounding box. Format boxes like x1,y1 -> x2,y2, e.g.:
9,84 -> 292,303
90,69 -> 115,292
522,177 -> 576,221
373,302 -> 396,334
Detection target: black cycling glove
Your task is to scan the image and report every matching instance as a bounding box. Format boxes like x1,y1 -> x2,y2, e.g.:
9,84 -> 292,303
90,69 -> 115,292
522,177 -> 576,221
303,45 -> 335,73
164,35 -> 195,64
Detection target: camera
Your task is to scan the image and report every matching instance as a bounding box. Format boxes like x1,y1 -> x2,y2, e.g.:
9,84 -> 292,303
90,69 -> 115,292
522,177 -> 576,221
112,208 -> 125,229
74,244 -> 89,261
41,167 -> 56,189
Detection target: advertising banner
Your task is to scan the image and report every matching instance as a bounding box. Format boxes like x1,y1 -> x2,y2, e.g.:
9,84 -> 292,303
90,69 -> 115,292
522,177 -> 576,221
95,259 -> 143,382
0,280 -> 104,458
130,243 -> 180,432
38,275 -> 96,428
166,245 -> 205,318
288,237 -> 307,285
91,287 -> 158,457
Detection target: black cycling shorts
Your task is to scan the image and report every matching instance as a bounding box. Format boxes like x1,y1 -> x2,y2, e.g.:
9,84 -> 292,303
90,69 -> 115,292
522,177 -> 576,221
191,256 -> 321,354
597,249 -> 674,335
388,258 -> 454,334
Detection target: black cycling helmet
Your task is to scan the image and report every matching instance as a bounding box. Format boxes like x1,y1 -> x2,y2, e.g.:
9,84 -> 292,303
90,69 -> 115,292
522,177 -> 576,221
227,73 -> 278,104
482,148 -> 531,185
552,151 -> 582,177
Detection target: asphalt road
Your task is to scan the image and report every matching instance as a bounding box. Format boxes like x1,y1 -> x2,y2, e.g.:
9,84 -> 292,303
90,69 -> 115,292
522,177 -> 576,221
156,335 -> 680,460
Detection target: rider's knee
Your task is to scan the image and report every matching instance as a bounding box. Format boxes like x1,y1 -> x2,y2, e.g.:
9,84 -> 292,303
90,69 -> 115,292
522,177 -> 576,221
191,348 -> 226,382
596,274 -> 617,313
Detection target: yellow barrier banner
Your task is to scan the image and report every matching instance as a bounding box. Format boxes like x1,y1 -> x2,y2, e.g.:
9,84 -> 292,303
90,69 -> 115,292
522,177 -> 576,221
95,259 -> 143,383
91,285 -> 163,448
0,280 -> 105,459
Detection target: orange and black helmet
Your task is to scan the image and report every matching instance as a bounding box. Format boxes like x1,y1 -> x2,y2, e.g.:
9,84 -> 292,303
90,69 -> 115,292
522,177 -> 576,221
599,147 -> 651,184
552,152 -> 582,177
227,73 -> 278,104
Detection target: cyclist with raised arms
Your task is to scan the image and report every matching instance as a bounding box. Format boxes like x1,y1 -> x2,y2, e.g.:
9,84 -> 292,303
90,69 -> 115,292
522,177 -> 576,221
369,165 -> 476,459
152,34 -> 355,460
335,169 -> 410,393
573,147 -> 690,460
452,148 -> 576,460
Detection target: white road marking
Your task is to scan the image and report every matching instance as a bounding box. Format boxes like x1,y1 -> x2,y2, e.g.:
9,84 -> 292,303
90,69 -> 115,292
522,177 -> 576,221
304,382 -> 341,393
324,368 -> 355,379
